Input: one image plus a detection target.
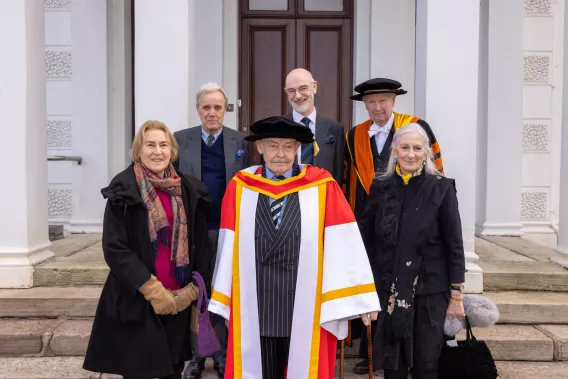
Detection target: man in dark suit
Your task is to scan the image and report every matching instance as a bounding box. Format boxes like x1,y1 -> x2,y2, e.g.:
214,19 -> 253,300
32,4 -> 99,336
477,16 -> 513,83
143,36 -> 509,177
283,68 -> 345,185
173,82 -> 249,379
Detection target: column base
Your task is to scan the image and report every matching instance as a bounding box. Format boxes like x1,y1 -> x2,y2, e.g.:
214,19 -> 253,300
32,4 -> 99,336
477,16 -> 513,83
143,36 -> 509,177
0,242 -> 54,288
551,245 -> 568,269
478,222 -> 524,236
464,264 -> 483,293
464,250 -> 483,293
68,220 -> 103,234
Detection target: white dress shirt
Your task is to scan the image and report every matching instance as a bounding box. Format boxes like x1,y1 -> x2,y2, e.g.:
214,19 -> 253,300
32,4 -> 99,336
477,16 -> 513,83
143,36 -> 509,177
293,109 -> 316,162
368,113 -> 394,153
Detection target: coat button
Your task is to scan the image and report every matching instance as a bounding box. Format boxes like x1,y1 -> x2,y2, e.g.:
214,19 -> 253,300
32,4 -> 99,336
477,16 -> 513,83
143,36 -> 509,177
287,264 -> 293,269
288,290 -> 293,295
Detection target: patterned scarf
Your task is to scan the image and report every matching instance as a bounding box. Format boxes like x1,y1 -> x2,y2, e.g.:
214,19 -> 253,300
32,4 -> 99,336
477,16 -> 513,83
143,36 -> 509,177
134,162 -> 190,286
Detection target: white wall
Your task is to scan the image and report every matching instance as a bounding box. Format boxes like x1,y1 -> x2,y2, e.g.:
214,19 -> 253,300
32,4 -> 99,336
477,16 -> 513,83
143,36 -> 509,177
134,0 -> 192,133
68,0 -> 109,233
353,0 -> 415,126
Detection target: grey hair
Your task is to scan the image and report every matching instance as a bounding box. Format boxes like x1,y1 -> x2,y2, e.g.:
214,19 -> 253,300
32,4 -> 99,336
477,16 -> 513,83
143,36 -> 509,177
196,82 -> 228,107
381,123 -> 440,178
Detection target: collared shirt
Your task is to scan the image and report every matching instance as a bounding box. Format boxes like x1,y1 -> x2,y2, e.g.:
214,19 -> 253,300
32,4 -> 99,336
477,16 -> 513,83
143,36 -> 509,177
293,109 -> 316,162
368,113 -> 394,153
266,166 -> 293,228
201,126 -> 223,144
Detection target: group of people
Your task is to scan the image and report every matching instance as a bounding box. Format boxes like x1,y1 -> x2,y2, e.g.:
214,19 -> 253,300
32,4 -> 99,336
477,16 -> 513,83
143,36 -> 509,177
82,68 -> 467,379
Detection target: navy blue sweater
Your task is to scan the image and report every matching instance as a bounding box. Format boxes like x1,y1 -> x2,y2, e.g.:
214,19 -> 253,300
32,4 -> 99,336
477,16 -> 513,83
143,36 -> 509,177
201,136 -> 226,230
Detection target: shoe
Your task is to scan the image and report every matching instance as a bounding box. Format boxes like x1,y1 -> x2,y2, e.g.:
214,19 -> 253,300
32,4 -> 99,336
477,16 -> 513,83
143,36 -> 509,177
213,356 -> 226,379
183,358 -> 205,379
352,358 -> 369,375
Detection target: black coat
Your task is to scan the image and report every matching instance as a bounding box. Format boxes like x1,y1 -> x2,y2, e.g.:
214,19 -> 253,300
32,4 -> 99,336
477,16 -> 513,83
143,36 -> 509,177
358,173 -> 466,295
83,165 -> 212,379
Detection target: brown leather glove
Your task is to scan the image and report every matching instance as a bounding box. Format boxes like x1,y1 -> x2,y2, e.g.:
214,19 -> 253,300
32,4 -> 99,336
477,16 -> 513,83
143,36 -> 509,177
139,275 -> 177,315
169,283 -> 199,313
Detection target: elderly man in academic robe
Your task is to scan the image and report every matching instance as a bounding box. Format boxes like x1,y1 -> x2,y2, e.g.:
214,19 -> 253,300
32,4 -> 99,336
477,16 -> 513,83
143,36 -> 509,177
344,78 -> 444,219
208,116 -> 380,379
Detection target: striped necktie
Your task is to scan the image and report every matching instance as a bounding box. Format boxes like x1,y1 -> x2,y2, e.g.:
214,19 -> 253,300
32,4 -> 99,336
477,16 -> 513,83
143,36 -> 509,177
300,117 -> 314,164
206,134 -> 215,148
270,175 -> 286,228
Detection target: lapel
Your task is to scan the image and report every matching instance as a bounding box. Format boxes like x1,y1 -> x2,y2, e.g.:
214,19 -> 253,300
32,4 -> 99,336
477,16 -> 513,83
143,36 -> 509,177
222,128 -> 237,185
257,193 -> 300,262
186,127 -> 203,179
314,114 -> 330,166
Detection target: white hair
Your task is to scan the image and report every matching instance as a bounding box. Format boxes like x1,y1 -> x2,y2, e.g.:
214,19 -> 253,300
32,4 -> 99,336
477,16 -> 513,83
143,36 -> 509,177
381,123 -> 440,178
196,82 -> 228,107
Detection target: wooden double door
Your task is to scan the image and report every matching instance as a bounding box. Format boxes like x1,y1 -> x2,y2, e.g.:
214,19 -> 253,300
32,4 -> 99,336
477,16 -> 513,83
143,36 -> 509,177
239,0 -> 353,137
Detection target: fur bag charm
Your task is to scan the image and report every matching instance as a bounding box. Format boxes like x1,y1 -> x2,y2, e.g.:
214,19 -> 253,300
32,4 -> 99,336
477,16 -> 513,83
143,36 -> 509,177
444,294 -> 500,336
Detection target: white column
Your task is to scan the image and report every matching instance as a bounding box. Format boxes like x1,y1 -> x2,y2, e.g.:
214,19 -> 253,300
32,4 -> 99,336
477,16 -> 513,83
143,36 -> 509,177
415,0 -> 483,292
107,0 -> 133,178
552,0 -> 568,269
135,0 -> 195,133
478,0 -> 524,236
69,0 -> 109,233
0,0 -> 53,288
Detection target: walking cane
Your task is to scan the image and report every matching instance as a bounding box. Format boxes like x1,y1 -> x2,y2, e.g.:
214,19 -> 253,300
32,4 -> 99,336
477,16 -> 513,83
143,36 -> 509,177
366,313 -> 373,379
339,340 -> 345,379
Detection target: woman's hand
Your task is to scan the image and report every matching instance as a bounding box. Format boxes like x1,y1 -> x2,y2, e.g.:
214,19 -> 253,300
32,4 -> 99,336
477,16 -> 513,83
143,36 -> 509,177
447,292 -> 466,320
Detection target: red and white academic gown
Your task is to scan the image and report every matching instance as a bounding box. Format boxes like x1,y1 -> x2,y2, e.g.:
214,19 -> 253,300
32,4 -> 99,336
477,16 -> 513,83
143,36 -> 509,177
208,165 -> 380,379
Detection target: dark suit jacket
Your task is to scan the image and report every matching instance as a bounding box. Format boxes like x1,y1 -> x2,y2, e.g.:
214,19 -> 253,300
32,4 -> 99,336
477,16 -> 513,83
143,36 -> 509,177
285,112 -> 345,186
173,125 -> 250,185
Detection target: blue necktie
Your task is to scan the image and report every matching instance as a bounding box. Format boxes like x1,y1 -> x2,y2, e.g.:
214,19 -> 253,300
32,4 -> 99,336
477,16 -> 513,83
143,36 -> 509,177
300,117 -> 314,164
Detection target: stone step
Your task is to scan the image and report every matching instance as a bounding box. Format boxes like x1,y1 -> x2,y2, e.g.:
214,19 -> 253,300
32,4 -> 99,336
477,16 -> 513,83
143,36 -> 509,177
484,291 -> 568,324
34,242 -> 108,287
0,357 -> 567,379
496,361 -> 568,379
0,287 -> 101,318
1,318 -> 567,364
0,319 -> 92,357
480,261 -> 568,291
456,325 -> 553,361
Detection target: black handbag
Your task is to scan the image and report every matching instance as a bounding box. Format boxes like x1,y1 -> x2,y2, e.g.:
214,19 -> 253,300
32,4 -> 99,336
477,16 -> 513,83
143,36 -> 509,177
439,317 -> 498,379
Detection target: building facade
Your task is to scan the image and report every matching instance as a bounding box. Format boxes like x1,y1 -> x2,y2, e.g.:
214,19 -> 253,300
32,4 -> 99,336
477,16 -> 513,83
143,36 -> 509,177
1,0 -> 568,289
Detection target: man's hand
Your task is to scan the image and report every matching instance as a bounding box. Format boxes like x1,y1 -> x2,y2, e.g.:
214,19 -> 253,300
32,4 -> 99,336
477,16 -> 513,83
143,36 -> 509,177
361,311 -> 379,326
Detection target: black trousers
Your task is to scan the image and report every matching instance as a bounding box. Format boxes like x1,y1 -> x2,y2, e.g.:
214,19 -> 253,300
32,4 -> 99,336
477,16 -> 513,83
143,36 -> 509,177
260,336 -> 290,379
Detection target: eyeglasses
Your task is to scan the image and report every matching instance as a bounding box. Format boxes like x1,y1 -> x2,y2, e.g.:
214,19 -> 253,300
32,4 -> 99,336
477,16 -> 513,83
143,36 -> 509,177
284,83 -> 313,97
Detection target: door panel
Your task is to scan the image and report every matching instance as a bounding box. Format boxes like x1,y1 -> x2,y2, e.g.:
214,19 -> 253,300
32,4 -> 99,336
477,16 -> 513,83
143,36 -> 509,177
241,19 -> 295,134
296,19 -> 351,130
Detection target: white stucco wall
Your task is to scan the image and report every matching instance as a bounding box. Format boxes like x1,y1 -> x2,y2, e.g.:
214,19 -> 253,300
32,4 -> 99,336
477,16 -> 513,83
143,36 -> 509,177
353,0 -> 415,126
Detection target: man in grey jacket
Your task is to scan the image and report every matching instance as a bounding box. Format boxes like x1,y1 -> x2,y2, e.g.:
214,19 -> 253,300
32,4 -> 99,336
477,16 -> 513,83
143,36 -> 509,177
174,82 -> 249,379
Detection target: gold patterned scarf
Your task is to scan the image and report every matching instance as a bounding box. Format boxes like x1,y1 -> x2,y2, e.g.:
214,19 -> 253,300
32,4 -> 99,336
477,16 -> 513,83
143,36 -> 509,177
134,162 -> 190,285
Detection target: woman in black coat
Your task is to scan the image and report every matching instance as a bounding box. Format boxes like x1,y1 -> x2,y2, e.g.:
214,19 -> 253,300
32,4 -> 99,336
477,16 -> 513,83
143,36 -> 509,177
83,121 -> 212,379
356,123 -> 466,379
